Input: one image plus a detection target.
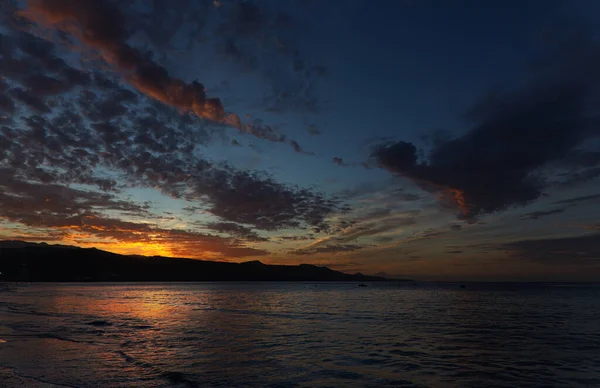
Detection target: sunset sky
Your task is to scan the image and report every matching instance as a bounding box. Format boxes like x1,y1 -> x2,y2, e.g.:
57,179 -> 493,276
1,0 -> 600,280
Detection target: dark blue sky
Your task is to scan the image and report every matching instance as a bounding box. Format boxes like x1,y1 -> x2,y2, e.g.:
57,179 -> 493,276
1,0 -> 599,280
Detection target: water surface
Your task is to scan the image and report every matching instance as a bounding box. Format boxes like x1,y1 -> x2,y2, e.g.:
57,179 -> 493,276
0,282 -> 599,387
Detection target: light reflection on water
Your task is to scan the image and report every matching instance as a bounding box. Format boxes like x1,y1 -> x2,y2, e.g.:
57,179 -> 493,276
0,282 -> 599,387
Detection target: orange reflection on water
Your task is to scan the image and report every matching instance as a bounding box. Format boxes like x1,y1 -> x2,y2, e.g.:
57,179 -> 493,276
50,287 -> 181,321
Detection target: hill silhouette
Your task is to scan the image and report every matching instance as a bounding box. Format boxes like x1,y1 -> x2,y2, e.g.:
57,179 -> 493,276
0,241 -> 398,282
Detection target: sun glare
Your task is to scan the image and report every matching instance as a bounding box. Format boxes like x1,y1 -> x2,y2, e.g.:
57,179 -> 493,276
91,241 -> 174,257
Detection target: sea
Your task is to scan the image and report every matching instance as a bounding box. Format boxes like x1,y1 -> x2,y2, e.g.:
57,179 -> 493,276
0,282 -> 599,388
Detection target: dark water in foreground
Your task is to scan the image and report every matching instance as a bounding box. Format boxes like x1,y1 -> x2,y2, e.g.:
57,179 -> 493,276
0,282 -> 599,388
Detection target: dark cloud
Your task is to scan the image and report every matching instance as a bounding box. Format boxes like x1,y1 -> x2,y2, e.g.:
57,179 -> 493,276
557,168 -> 600,187
292,244 -> 366,256
195,167 -> 343,231
561,151 -> 600,168
520,208 -> 566,220
372,33 -> 600,220
306,124 -> 321,136
0,169 -> 146,220
9,87 -> 51,113
0,94 -> 15,114
332,157 -> 348,166
289,139 -> 314,155
342,216 -> 417,241
205,222 -> 268,242
2,106 -> 343,231
20,0 -> 309,151
21,0 -> 225,122
551,150 -> 600,187
23,74 -> 72,95
332,156 -> 376,169
355,208 -> 394,222
504,233 -> 600,265
372,38 -> 600,220
374,141 -> 418,172
0,25 -> 345,238
279,235 -> 314,241
309,214 -> 418,249
227,1 -> 264,36
446,250 -> 464,254
401,193 -> 422,201
552,193 -> 600,205
160,0 -> 327,115
0,171 -> 267,258
0,29 -> 89,89
232,118 -> 286,142
373,235 -> 396,243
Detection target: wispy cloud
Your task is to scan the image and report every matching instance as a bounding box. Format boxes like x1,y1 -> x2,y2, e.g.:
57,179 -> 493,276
520,208 -> 566,220
503,233 -> 600,265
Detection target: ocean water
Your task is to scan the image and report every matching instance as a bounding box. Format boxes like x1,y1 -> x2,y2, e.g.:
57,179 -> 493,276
0,282 -> 599,388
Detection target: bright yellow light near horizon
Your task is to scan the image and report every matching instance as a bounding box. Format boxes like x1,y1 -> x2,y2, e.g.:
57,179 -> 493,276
88,241 -> 175,257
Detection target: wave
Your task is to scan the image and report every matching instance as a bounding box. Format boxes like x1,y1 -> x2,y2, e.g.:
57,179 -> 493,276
0,365 -> 78,388
36,333 -> 87,344
116,350 -> 200,387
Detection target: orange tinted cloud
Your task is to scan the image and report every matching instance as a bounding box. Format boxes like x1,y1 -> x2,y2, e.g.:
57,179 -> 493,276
443,188 -> 469,216
22,0 -> 224,121
20,0 -> 308,150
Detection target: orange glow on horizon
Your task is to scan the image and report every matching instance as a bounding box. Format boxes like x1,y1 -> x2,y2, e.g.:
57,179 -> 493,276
92,241 -> 176,257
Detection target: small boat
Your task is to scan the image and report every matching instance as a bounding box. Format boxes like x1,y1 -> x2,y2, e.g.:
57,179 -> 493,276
358,283 -> 368,287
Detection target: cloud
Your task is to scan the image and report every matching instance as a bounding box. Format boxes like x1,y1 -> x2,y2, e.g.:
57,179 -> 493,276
205,222 -> 268,242
21,0 -> 225,121
504,233 -> 600,265
340,216 -> 417,241
332,157 -> 348,166
552,193 -> 600,205
306,124 -> 321,136
19,0 -> 309,150
373,235 -> 396,243
307,212 -> 419,249
278,235 -> 314,241
0,172 -> 267,258
292,244 -> 366,256
0,93 -> 16,115
333,156 -> 375,168
187,0 -> 328,114
0,169 -> 147,218
520,208 -> 566,220
289,139 -> 314,155
0,27 -> 346,238
371,41 -> 600,220
23,74 -> 72,95
9,87 -> 51,113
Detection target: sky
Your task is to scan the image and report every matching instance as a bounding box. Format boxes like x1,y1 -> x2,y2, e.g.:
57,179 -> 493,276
1,0 -> 600,281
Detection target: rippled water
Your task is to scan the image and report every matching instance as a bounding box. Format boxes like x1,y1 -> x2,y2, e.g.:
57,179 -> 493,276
0,282 -> 599,387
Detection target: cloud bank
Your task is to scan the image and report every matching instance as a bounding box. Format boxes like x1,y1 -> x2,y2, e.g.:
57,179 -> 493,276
372,41 -> 600,220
